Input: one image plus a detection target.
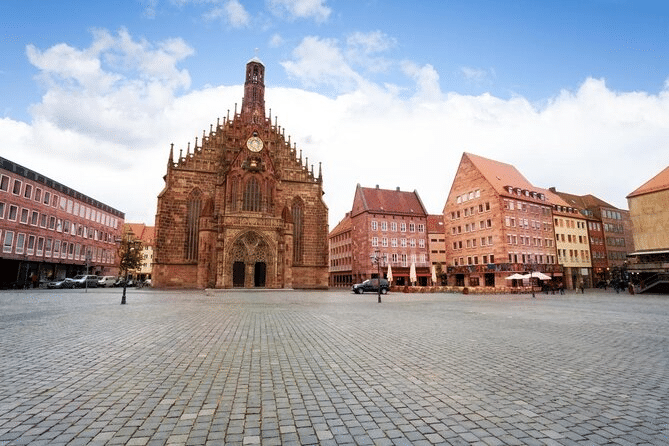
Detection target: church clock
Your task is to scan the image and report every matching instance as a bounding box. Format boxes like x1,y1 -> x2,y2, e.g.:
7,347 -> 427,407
246,136 -> 263,152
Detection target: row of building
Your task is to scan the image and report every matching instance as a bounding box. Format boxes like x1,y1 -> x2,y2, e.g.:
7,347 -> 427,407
0,157 -> 124,288
328,152 -> 651,291
3,59 -> 666,292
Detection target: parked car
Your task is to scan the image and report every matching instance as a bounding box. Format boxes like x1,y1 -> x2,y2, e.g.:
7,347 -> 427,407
114,278 -> 136,287
69,275 -> 99,288
352,278 -> 390,294
98,276 -> 117,287
46,278 -> 75,289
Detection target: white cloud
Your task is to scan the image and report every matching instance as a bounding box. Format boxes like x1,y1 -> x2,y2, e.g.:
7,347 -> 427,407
3,29 -> 667,231
345,31 -> 397,74
268,0 -> 331,22
269,33 -> 284,48
26,29 -> 192,147
281,36 -> 363,92
401,61 -> 442,101
460,66 -> 495,84
203,0 -> 250,28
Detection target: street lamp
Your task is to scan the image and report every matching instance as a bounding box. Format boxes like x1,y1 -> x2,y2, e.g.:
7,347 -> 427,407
371,249 -> 382,303
115,236 -> 140,305
528,257 -> 536,298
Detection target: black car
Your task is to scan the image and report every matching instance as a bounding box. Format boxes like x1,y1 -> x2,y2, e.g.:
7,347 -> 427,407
46,278 -> 75,289
352,278 -> 390,294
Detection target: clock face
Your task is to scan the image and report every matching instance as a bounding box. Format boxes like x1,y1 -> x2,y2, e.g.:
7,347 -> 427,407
246,136 -> 263,152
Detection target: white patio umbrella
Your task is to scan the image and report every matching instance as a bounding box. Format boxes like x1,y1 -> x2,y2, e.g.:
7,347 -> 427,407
522,272 -> 552,281
431,264 -> 437,285
387,264 -> 393,283
505,273 -> 526,280
409,262 -> 417,285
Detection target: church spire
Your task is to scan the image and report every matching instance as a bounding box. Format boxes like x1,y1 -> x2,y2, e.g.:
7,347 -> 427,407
240,57 -> 266,124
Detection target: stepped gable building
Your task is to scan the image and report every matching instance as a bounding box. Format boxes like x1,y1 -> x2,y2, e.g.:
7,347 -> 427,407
626,165 -> 669,292
153,58 -> 328,289
444,153 -> 560,288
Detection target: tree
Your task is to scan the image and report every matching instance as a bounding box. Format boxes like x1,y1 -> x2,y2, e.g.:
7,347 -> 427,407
434,262 -> 445,285
118,236 -> 142,279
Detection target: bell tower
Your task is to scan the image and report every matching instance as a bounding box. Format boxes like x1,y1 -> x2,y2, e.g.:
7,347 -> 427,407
241,57 -> 266,125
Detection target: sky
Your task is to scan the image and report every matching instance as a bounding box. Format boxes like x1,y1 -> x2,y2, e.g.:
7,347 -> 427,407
1,0 -> 668,229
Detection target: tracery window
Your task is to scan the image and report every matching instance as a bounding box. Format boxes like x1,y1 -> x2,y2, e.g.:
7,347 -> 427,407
229,177 -> 239,211
243,177 -> 262,212
185,189 -> 201,261
292,200 -> 304,264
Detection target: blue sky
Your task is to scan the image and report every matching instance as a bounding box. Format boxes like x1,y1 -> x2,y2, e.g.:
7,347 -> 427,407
1,0 -> 668,226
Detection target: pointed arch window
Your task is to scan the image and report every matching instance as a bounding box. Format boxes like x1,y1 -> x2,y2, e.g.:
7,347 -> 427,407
229,176 -> 239,211
185,189 -> 202,261
243,177 -> 262,212
292,201 -> 304,264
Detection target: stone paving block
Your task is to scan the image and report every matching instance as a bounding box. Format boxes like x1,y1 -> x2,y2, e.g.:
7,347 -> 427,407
1,290 -> 669,445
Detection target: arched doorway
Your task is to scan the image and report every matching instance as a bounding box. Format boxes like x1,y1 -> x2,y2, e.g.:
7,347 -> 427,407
228,231 -> 273,288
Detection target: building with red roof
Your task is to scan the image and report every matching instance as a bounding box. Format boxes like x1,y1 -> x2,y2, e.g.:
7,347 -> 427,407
329,184 -> 430,287
443,153 -> 561,289
626,165 -> 669,292
124,223 -> 155,282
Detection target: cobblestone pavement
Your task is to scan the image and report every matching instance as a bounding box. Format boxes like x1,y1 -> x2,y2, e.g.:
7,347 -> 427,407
1,288 -> 668,446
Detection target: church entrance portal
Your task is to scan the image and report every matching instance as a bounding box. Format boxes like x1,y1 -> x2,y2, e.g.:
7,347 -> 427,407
228,232 -> 272,288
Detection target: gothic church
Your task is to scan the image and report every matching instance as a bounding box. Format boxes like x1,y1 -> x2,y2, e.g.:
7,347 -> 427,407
153,58 -> 329,288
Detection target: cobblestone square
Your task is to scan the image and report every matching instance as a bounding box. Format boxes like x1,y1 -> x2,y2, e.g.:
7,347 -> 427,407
1,289 -> 668,445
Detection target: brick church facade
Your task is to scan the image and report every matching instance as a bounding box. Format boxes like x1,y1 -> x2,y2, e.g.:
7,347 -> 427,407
153,58 -> 328,289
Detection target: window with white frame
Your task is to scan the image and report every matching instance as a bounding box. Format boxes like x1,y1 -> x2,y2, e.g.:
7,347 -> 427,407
371,221 -> 377,231
381,221 -> 387,231
24,184 -> 32,199
3,231 -> 14,253
12,179 -> 21,195
0,175 -> 9,192
20,208 -> 29,224
27,235 -> 35,255
372,237 -> 378,247
390,222 -> 397,231
36,237 -> 44,256
15,233 -> 25,254
400,222 -> 406,232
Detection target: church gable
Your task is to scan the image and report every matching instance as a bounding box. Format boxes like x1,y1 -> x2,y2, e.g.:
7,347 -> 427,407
154,58 -> 328,289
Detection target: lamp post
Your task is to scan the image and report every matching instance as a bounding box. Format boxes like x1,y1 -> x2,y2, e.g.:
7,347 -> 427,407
371,249 -> 382,304
528,258 -> 536,298
115,236 -> 140,305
